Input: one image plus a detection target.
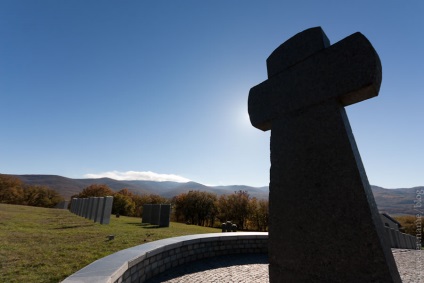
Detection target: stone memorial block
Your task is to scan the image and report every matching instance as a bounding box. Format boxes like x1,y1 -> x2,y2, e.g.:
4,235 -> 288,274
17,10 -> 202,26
383,227 -> 392,248
407,235 -> 414,249
100,196 -> 113,225
159,204 -> 171,227
74,198 -> 78,215
92,197 -> 99,222
77,198 -> 83,216
80,198 -> 86,217
226,221 -> 232,232
55,200 -> 69,209
150,204 -> 161,226
95,197 -> 105,223
80,199 -> 84,216
409,235 -> 417,249
75,199 -> 80,214
75,198 -> 81,216
90,197 -> 98,221
70,198 -> 77,214
248,27 -> 401,282
87,197 -> 94,220
231,224 -> 237,232
85,198 -> 90,218
73,198 -> 79,214
399,233 -> 407,249
387,228 -> 396,248
142,204 -> 152,224
391,229 -> 400,248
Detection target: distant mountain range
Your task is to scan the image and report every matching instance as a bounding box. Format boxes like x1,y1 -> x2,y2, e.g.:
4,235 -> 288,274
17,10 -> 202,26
13,174 -> 423,216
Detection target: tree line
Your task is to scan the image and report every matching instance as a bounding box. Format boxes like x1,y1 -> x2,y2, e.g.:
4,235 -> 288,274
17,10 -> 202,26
173,190 -> 269,231
73,185 -> 269,231
71,184 -> 168,218
0,174 -> 64,208
1,174 -> 269,231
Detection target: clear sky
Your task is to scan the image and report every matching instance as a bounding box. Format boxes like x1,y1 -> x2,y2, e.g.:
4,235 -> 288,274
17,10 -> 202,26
1,1 -> 423,188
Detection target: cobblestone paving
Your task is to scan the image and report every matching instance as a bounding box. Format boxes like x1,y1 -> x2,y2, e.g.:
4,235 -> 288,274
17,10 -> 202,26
147,250 -> 423,283
392,249 -> 424,283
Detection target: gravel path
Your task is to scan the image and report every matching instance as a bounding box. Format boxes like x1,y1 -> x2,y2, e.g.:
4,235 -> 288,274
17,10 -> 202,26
147,249 -> 423,283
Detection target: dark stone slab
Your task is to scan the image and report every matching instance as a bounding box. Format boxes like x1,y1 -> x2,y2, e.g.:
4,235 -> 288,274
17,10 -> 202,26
87,197 -> 94,220
70,198 -> 77,213
142,204 -> 152,224
82,198 -> 89,218
159,204 -> 171,227
95,197 -> 104,223
91,197 -> 99,222
248,27 -> 401,282
150,204 -> 161,226
100,196 -> 113,225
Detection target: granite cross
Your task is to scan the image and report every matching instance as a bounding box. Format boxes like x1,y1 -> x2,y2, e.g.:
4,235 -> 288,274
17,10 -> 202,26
248,27 -> 401,282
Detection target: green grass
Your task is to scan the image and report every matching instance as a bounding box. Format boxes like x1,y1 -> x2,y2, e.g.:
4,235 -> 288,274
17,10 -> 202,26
0,204 -> 220,283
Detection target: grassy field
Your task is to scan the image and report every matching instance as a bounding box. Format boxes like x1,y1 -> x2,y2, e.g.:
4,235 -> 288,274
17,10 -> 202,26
0,203 -> 220,283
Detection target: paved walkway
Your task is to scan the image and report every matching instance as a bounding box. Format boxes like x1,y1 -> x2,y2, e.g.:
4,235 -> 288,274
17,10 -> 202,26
147,249 -> 423,283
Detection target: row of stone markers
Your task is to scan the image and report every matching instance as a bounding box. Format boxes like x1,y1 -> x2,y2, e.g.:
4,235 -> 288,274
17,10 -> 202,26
384,227 -> 418,249
141,204 -> 171,227
70,196 -> 114,225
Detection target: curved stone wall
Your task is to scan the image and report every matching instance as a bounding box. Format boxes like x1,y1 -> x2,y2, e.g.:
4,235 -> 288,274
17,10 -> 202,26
62,232 -> 268,283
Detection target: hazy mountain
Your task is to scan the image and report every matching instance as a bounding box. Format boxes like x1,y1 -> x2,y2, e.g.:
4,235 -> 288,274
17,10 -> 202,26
371,185 -> 423,215
13,174 -> 422,216
13,175 -> 269,200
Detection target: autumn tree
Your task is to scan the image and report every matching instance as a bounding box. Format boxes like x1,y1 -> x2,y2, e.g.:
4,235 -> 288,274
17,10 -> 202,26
249,198 -> 269,231
217,190 -> 253,230
74,184 -> 114,198
0,174 -> 25,204
173,191 -> 217,227
395,215 -> 424,237
0,174 -> 64,207
112,188 -> 136,216
24,185 -> 64,208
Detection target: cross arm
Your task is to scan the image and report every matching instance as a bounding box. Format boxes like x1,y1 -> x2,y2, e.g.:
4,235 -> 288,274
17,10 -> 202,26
248,32 -> 382,131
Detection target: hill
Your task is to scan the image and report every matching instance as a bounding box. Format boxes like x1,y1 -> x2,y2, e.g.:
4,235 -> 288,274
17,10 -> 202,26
13,175 -> 269,200
13,174 -> 422,216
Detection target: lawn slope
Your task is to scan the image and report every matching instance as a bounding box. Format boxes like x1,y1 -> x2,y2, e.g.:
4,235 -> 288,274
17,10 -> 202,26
0,204 -> 220,283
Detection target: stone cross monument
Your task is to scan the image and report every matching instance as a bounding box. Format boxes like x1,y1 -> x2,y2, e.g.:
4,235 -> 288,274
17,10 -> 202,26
248,27 -> 401,282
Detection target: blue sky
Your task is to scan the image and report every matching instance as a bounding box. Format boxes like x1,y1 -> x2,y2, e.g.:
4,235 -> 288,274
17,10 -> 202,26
0,1 -> 423,188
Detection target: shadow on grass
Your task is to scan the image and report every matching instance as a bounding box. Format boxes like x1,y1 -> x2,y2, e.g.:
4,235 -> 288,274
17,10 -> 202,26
52,224 -> 95,229
126,223 -> 162,229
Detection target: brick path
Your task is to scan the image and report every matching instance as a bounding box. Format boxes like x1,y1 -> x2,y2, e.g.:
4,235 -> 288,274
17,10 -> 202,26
147,254 -> 269,283
147,250 -> 423,283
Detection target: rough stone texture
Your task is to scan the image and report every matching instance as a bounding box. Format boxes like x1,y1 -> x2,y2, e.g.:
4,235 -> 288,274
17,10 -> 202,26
100,196 -> 113,225
142,204 -> 152,224
248,27 -> 401,282
159,204 -> 171,227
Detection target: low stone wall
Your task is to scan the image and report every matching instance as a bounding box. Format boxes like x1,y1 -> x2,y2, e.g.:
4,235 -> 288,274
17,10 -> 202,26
384,227 -> 418,249
62,232 -> 268,283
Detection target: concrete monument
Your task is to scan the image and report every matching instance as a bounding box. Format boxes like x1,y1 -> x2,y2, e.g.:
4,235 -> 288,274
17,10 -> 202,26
159,204 -> 171,227
100,196 -> 113,225
142,204 -> 152,224
150,204 -> 161,226
248,27 -> 401,282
